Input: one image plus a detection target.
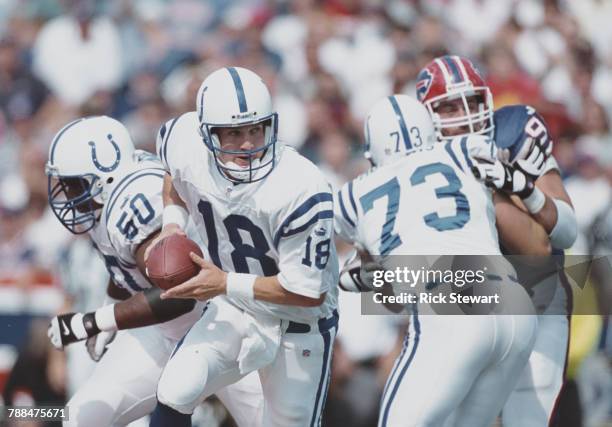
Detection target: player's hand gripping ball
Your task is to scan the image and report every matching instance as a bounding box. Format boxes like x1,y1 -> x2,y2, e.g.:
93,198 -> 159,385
145,234 -> 204,290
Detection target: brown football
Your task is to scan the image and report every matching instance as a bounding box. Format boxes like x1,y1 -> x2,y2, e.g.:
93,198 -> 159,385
145,234 -> 203,290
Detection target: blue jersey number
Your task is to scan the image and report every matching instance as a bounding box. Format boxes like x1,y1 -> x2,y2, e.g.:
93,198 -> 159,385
410,162 -> 470,231
302,236 -> 331,269
360,164 -> 471,254
115,193 -> 155,240
359,177 -> 402,256
197,200 -> 278,275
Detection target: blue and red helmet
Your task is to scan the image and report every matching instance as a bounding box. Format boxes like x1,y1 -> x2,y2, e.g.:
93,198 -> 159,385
417,55 -> 494,141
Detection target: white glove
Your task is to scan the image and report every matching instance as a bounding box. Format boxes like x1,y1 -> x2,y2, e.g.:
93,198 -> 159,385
466,135 -> 535,197
462,134 -> 496,160
471,158 -> 534,196
86,330 -> 117,362
498,135 -> 552,180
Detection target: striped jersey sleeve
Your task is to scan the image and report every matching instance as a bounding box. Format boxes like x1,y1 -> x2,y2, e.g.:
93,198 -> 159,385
334,179 -> 359,243
156,117 -> 180,173
104,168 -> 165,261
273,176 -> 337,299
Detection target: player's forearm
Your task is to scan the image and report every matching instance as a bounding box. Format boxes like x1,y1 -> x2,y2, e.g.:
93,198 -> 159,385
113,288 -> 196,329
162,173 -> 186,209
512,172 -> 577,248
528,194 -> 557,233
49,288 -> 197,348
243,275 -> 325,307
106,279 -> 131,301
495,192 -> 551,256
534,172 -> 577,249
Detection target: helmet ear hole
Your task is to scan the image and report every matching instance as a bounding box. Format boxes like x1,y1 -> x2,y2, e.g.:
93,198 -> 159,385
107,177 -> 114,184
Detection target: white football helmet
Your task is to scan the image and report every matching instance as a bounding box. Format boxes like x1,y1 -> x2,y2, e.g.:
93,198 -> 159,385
45,116 -> 136,234
196,67 -> 278,183
364,94 -> 436,167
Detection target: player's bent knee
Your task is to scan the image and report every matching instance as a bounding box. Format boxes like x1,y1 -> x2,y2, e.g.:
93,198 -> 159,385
64,388 -> 119,427
264,395 -> 324,427
264,407 -> 312,427
157,355 -> 210,414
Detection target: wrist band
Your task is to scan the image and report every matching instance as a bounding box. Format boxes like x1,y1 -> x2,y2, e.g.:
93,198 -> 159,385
94,304 -> 118,331
226,272 -> 256,300
69,313 -> 89,339
163,204 -> 189,229
549,199 -> 578,249
522,186 -> 546,214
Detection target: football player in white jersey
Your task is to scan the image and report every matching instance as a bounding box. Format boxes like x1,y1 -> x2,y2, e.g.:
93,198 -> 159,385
334,94 -> 549,427
417,55 -> 578,427
147,67 -> 339,427
45,116 -> 263,427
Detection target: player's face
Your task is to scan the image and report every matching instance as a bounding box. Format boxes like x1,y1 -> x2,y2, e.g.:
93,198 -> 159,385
57,177 -> 101,213
215,123 -> 266,167
434,96 -> 482,137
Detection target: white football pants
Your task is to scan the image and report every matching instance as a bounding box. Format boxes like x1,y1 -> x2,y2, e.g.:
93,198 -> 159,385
502,276 -> 571,427
379,311 -> 537,427
63,311 -> 263,427
156,297 -> 338,427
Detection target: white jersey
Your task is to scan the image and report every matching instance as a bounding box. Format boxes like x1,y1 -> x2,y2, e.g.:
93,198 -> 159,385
335,141 -> 500,256
157,112 -> 338,323
89,152 -> 202,340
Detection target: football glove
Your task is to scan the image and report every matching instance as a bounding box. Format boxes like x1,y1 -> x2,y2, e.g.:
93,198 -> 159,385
338,249 -> 380,292
498,135 -> 552,180
86,330 -> 116,361
471,157 -> 535,199
466,134 -> 536,198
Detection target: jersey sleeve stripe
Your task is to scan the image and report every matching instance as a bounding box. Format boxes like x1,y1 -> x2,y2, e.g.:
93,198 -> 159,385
157,123 -> 167,165
347,181 -> 358,217
273,192 -> 333,248
104,171 -> 164,266
118,258 -> 137,269
279,210 -> 333,241
459,136 -> 474,169
444,141 -> 464,172
337,189 -> 356,228
161,117 -> 179,170
104,170 -> 165,227
159,124 -> 167,144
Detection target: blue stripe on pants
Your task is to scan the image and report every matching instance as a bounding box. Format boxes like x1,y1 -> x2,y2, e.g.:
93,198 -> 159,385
380,311 -> 421,427
310,325 -> 335,426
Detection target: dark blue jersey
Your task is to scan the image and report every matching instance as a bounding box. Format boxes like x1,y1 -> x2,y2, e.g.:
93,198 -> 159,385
493,105 -> 552,163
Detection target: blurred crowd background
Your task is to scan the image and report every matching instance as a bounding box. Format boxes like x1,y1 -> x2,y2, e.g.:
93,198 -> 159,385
0,0 -> 611,426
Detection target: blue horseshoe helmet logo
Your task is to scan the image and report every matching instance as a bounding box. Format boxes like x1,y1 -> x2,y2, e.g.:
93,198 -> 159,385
89,134 -> 121,172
